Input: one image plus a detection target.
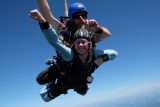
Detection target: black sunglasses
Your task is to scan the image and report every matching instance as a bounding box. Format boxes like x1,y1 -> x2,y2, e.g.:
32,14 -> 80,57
73,13 -> 87,19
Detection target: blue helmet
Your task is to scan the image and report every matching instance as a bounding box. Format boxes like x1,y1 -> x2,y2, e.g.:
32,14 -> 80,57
69,3 -> 88,22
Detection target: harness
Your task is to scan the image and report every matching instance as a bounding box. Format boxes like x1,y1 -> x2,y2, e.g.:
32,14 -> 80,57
52,48 -> 97,89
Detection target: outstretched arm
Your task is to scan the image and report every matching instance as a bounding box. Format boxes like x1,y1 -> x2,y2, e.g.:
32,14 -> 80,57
94,49 -> 118,67
36,0 -> 65,32
29,9 -> 73,61
42,27 -> 73,61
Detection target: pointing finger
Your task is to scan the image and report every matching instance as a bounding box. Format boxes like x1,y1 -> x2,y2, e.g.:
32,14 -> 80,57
80,16 -> 89,26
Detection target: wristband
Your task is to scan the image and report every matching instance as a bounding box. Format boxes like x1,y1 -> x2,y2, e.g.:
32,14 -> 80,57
39,22 -> 50,30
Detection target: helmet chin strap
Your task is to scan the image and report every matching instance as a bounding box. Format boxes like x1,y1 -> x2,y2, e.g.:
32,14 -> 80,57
88,42 -> 92,49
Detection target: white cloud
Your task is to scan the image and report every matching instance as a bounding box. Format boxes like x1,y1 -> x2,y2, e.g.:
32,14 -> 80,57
37,82 -> 160,107
64,82 -> 160,107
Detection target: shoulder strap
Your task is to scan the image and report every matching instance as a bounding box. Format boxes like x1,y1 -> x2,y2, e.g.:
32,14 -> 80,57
84,49 -> 97,74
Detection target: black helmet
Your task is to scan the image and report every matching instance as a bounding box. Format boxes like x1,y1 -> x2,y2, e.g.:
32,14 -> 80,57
72,28 -> 92,42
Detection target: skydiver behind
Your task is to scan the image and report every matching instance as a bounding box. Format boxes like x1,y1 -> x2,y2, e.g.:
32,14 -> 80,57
36,0 -> 111,43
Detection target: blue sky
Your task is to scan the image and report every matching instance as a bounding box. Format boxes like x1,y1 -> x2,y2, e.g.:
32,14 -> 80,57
0,0 -> 160,107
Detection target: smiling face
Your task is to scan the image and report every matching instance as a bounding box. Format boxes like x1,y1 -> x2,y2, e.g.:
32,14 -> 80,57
73,38 -> 90,55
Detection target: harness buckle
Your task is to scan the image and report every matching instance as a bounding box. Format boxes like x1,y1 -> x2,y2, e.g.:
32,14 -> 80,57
87,75 -> 93,83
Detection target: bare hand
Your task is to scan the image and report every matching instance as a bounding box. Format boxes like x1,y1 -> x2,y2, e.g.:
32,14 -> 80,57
29,9 -> 46,23
79,16 -> 100,32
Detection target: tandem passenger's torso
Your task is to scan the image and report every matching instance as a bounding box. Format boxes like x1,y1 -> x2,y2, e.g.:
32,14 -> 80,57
60,52 -> 94,88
